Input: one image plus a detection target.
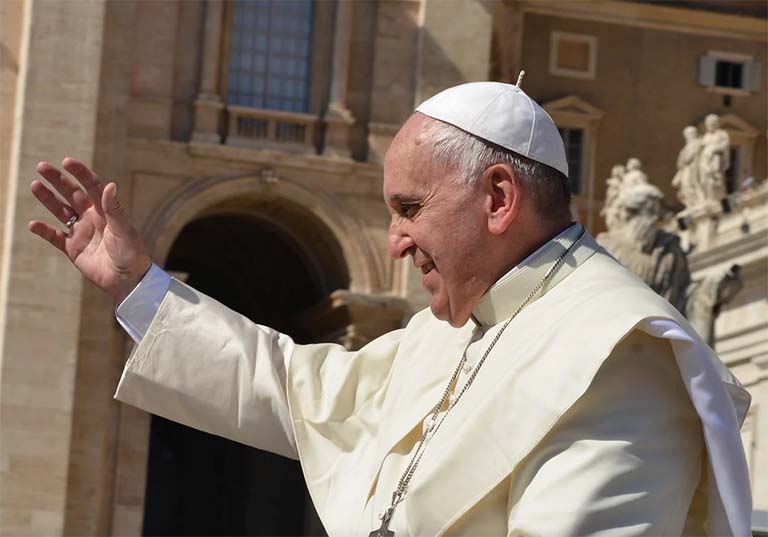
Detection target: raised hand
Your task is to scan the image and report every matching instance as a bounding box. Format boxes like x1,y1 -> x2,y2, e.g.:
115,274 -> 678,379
28,158 -> 151,302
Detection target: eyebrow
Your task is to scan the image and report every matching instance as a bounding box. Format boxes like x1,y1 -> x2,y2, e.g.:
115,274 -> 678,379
387,193 -> 418,205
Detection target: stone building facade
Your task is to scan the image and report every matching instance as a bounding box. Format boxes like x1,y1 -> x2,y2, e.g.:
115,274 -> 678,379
0,0 -> 765,535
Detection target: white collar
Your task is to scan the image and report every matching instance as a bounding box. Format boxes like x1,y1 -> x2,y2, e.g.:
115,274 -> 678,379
471,224 -> 595,327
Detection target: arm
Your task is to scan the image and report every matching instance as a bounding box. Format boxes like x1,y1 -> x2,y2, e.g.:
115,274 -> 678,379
27,159 -> 343,459
506,330 -> 704,536
114,276 -> 355,460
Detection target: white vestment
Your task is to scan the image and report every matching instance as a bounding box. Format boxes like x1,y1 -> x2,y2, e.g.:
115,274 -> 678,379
115,226 -> 751,536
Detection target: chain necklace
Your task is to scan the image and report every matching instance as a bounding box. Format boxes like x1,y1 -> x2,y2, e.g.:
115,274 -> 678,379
369,228 -> 585,537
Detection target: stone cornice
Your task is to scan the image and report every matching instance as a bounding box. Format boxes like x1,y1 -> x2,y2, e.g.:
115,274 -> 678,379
127,137 -> 385,181
518,0 -> 768,42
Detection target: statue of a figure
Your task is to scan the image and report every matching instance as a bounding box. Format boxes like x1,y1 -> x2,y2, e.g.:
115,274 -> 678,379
686,265 -> 743,346
671,125 -> 703,208
601,164 -> 626,231
597,179 -> 742,346
699,114 -> 731,202
623,157 -> 648,187
597,182 -> 690,312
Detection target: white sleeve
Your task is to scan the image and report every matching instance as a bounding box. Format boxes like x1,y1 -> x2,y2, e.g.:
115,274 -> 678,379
115,278 -> 300,459
638,318 -> 752,537
115,263 -> 172,343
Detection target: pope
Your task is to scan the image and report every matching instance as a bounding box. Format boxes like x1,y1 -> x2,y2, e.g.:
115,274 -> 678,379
29,81 -> 751,536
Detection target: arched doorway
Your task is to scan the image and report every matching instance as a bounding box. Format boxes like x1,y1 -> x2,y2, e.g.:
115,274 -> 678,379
142,211 -> 348,536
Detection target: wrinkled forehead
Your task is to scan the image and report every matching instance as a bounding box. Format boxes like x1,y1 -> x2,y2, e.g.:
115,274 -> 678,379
383,115 -> 439,192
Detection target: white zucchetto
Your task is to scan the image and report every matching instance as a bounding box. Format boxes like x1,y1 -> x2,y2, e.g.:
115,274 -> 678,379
415,81 -> 569,177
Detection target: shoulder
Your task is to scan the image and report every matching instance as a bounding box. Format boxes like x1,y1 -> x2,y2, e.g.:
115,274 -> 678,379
551,247 -> 683,320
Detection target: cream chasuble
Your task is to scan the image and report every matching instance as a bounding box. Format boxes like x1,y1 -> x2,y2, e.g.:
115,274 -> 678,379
115,226 -> 751,536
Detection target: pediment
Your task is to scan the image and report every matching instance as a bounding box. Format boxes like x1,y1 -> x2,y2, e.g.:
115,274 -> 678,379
719,114 -> 759,138
543,95 -> 604,120
696,113 -> 759,138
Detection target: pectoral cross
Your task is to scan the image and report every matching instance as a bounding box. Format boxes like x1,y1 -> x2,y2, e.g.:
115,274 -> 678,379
369,507 -> 395,537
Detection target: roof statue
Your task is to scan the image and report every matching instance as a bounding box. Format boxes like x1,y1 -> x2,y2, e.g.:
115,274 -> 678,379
597,161 -> 742,346
671,114 -> 732,211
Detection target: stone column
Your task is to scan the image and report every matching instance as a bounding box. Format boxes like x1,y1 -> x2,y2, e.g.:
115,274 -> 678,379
323,0 -> 355,158
366,0 -> 421,164
414,0 -> 494,104
0,1 -> 106,535
126,1 -> 180,139
192,0 -> 226,144
492,0 -> 524,83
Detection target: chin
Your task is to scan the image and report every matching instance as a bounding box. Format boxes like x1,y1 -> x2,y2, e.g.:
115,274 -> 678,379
429,302 -> 469,328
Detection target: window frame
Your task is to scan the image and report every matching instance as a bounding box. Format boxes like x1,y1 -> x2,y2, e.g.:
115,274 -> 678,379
549,31 -> 598,80
558,127 -> 584,196
219,0 -> 334,116
544,96 -> 604,232
699,50 -> 759,96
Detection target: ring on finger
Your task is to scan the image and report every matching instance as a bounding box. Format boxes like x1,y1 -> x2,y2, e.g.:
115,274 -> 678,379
65,214 -> 79,230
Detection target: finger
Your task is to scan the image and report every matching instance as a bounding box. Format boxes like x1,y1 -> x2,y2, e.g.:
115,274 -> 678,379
36,161 -> 90,213
102,182 -> 132,236
30,180 -> 78,224
28,220 -> 67,252
62,157 -> 105,215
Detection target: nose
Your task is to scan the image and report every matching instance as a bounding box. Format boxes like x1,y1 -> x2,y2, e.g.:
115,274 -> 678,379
387,219 -> 415,260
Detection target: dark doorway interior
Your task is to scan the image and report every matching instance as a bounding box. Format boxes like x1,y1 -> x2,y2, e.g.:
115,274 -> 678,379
143,213 -> 339,536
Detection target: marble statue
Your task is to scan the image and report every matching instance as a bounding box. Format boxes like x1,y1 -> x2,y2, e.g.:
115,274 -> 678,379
671,125 -> 704,208
623,157 -> 648,187
670,115 -> 732,210
601,164 -> 626,231
686,265 -> 743,346
597,174 -> 742,346
597,181 -> 690,313
699,114 -> 731,203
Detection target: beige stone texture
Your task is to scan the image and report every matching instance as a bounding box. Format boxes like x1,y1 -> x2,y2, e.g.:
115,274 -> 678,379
367,0 -> 421,163
0,1 -> 106,535
415,0 -> 494,103
0,0 -> 24,275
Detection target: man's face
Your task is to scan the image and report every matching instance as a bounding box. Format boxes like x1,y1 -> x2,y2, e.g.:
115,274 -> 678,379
705,116 -> 719,132
383,116 -> 489,327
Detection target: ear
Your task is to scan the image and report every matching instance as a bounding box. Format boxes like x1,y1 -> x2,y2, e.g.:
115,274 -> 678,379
482,164 -> 522,235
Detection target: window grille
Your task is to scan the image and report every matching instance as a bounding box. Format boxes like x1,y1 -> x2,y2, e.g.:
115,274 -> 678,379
227,0 -> 313,112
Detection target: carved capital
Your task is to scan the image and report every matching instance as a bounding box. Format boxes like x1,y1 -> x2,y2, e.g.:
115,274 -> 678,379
295,289 -> 411,350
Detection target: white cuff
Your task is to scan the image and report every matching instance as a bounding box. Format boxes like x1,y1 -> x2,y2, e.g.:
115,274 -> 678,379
115,263 -> 172,343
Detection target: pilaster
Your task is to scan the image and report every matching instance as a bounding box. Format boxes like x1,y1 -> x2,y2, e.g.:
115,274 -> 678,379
192,0 -> 226,144
0,1 -> 106,535
323,0 -> 355,159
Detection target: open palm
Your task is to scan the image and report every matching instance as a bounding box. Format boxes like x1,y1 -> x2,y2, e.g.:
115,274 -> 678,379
29,158 -> 151,302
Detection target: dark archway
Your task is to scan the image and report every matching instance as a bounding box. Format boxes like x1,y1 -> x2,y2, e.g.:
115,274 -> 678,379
142,211 -> 348,536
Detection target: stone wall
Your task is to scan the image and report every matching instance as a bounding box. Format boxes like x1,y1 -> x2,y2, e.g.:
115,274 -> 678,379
0,1 -> 106,535
511,8 -> 767,234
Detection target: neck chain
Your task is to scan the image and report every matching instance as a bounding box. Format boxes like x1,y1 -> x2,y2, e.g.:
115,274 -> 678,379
369,228 -> 585,537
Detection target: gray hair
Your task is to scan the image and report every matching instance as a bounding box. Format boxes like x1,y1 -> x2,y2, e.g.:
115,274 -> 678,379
417,118 -> 572,217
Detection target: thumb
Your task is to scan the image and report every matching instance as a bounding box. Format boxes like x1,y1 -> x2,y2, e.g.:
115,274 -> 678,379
102,182 -> 133,236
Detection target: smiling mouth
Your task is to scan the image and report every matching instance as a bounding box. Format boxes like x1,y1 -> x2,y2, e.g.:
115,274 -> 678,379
421,262 -> 435,275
